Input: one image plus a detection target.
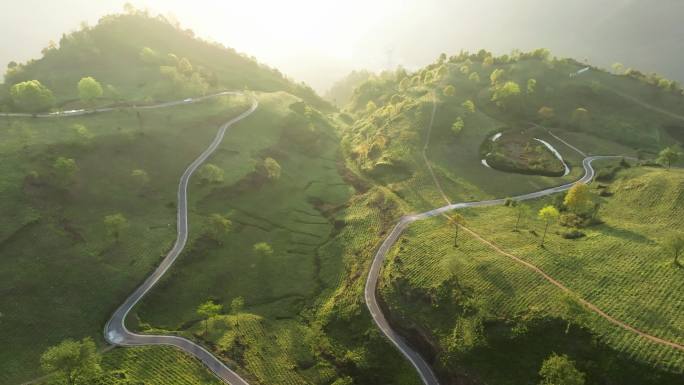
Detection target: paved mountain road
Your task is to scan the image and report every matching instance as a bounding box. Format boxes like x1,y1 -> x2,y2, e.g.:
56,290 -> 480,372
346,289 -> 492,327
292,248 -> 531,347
364,155 -> 624,385
102,93 -> 257,385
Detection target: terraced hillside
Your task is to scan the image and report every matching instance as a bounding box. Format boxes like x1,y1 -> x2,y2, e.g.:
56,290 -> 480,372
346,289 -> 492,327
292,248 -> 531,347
379,165 -> 684,384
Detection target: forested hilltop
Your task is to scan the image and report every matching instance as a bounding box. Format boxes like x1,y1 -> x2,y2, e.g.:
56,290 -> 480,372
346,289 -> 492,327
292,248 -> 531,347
0,7 -> 330,112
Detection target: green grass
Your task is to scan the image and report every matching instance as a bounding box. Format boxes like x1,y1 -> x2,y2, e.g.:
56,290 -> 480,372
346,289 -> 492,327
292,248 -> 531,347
0,94 -> 251,384
379,165 -> 684,383
41,346 -> 226,385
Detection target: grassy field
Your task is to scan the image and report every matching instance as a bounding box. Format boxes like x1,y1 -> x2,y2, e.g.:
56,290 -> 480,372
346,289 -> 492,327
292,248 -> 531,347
379,165 -> 684,383
0,94 -> 252,384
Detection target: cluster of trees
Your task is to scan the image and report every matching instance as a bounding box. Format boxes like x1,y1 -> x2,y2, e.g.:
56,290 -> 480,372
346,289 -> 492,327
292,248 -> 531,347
40,338 -> 103,385
140,46 -> 212,97
9,76 -> 105,113
613,62 -> 684,95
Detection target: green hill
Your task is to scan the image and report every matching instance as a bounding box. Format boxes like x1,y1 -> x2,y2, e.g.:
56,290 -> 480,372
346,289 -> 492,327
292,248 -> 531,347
1,10 -> 330,111
379,165 -> 684,384
3,16 -> 684,385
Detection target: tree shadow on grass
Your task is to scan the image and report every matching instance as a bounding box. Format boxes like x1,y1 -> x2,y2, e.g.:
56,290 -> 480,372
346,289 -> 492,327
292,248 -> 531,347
595,223 -> 654,245
474,260 -> 515,295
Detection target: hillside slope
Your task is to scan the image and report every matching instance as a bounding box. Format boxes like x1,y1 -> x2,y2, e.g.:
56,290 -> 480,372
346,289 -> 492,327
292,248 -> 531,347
1,10 -> 330,111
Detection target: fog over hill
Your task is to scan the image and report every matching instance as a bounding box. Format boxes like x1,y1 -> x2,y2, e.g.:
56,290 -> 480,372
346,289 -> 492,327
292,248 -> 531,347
1,0 -> 682,92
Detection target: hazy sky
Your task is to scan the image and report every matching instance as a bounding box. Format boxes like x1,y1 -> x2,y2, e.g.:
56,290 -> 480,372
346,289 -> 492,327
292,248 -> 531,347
1,0 -> 683,92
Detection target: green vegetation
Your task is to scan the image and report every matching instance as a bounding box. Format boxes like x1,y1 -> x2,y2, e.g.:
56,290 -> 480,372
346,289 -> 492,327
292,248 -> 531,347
379,166 -> 684,384
10,80 -> 55,112
538,353 -> 585,385
4,9 -> 684,384
482,131 -> 567,176
77,76 -> 103,103
40,338 -> 101,385
1,9 -> 330,111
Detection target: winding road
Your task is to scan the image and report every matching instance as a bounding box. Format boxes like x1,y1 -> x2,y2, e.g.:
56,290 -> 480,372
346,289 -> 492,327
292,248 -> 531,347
364,156 -> 625,385
4,91 -> 257,385
102,93 -> 257,385
7,83 -> 683,385
364,86 -> 684,385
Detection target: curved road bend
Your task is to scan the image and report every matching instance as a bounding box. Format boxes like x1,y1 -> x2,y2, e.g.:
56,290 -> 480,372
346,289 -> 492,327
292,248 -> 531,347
103,93 -> 257,385
364,155 -> 633,385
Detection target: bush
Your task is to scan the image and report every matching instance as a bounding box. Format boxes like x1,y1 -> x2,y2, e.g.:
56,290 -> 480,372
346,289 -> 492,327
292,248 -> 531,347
562,229 -> 586,239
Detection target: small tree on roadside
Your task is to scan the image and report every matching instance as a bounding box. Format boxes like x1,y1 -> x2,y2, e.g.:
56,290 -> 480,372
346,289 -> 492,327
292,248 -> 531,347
663,233 -> 684,266
207,213 -> 232,244
10,80 -> 55,113
538,353 -> 585,385
198,163 -> 224,184
104,213 -> 128,242
563,183 -> 593,215
538,205 -> 560,247
468,72 -> 480,83
657,146 -> 681,169
263,157 -> 282,180
41,337 -> 102,385
366,101 -> 377,114
611,62 -> 624,75
527,78 -> 537,94
196,300 -> 222,336
77,77 -> 103,103
443,85 -> 456,96
448,213 -> 466,247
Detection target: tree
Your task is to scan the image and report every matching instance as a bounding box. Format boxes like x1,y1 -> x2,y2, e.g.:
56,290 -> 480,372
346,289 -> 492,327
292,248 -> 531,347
263,157 -> 282,180
538,205 -> 560,247
527,78 -> 537,94
490,69 -> 505,86
10,80 -> 55,113
104,213 -> 128,242
491,81 -> 521,108
537,106 -> 555,121
196,300 -> 222,335
462,100 -> 476,114
366,100 -> 377,114
448,213 -> 466,247
198,163 -> 224,184
253,242 -> 273,256
538,353 -> 585,385
53,157 -> 78,186
72,124 -> 93,145
130,169 -> 150,190
657,146 -> 681,169
514,203 -> 532,231
451,117 -> 465,135
443,85 -> 455,96
230,296 -> 245,314
571,108 -> 590,128
468,72 -> 480,83
663,233 -> 684,266
207,213 -> 232,243
563,183 -> 593,214
40,337 -> 101,385
77,77 -> 103,103
177,57 -> 193,76
611,62 -> 624,74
